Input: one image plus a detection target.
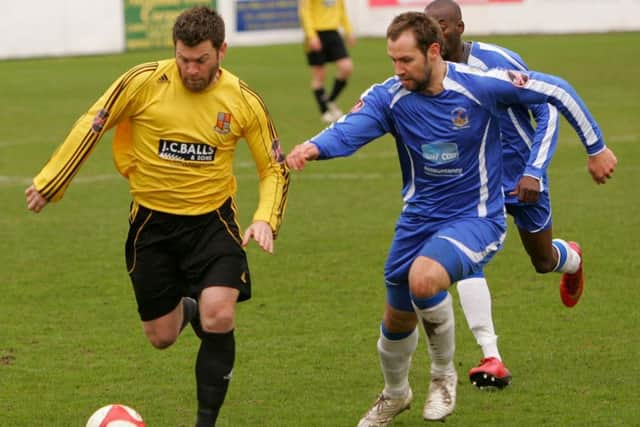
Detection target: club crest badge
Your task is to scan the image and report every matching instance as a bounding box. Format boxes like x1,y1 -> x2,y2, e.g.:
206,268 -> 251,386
91,109 -> 109,133
507,70 -> 529,88
350,99 -> 365,113
450,107 -> 469,129
271,139 -> 284,163
214,112 -> 232,134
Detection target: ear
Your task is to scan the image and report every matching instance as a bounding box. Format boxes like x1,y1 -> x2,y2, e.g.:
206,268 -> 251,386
218,42 -> 228,60
458,20 -> 465,34
427,42 -> 442,59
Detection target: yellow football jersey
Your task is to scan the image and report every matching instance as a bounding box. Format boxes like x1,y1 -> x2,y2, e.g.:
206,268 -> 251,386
298,0 -> 353,39
33,60 -> 289,235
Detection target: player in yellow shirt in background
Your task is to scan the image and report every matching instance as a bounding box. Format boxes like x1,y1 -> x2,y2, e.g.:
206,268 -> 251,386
25,6 -> 289,426
299,0 -> 356,123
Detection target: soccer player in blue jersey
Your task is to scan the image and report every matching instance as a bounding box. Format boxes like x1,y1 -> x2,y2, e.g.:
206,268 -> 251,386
425,0 -> 618,390
286,11 -> 609,425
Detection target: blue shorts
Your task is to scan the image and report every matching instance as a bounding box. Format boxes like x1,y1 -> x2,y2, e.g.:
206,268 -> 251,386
506,191 -> 552,233
384,215 -> 506,312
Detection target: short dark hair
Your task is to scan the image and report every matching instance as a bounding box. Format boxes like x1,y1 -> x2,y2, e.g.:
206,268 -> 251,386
386,11 -> 444,56
173,6 -> 225,49
425,0 -> 462,20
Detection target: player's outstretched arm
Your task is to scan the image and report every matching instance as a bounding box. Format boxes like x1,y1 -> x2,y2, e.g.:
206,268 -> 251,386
25,184 -> 48,213
285,142 -> 320,170
588,147 -> 617,184
242,220 -> 275,254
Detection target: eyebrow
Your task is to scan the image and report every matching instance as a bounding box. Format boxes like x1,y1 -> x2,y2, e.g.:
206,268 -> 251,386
177,52 -> 210,61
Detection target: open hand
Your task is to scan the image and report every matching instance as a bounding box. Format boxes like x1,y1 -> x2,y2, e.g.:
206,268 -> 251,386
242,220 -> 274,253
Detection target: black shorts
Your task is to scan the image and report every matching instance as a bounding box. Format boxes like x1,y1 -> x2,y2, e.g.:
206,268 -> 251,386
306,30 -> 349,66
125,198 -> 251,321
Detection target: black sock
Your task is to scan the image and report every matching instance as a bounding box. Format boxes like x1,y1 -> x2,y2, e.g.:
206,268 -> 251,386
195,330 -> 235,427
180,297 -> 198,332
313,88 -> 328,113
328,78 -> 347,102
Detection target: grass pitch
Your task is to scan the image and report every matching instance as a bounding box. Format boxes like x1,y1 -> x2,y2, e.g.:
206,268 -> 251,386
1,32 -> 639,426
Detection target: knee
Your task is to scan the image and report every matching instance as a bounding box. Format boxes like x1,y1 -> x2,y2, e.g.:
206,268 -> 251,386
143,317 -> 179,349
408,267 -> 440,299
337,60 -> 353,79
146,330 -> 178,350
200,308 -> 235,334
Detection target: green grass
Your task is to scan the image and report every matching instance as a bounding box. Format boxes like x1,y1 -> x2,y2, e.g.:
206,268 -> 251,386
1,33 -> 639,426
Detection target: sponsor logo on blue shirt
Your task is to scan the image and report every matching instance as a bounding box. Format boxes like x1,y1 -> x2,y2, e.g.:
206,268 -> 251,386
422,142 -> 462,176
422,142 -> 459,164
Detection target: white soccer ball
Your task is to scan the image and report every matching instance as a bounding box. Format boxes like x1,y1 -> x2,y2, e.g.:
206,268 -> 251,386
86,404 -> 146,427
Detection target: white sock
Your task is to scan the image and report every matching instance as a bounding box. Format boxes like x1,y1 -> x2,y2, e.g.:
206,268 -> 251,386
413,293 -> 455,376
552,239 -> 581,274
457,277 -> 501,360
378,328 -> 419,398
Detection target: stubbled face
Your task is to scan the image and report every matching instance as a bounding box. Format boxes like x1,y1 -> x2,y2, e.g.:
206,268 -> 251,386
424,5 -> 463,61
387,30 -> 433,93
175,40 -> 226,92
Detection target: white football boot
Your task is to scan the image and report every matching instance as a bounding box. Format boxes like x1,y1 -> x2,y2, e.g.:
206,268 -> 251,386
321,110 -> 335,123
357,388 -> 413,427
327,101 -> 343,121
423,371 -> 457,421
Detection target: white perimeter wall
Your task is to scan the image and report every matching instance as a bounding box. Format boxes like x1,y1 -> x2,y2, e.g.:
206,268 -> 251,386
347,0 -> 640,37
2,0 -> 640,59
0,0 -> 124,60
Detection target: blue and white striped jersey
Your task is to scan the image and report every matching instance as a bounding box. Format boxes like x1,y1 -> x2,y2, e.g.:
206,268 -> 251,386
310,62 -> 605,222
468,41 -> 559,201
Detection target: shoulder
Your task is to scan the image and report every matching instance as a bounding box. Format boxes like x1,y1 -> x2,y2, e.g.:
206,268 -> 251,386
365,76 -> 402,99
448,62 -> 487,81
448,61 -> 513,85
214,68 -> 253,101
470,41 -> 528,71
217,69 -> 271,118
228,72 -> 266,106
444,63 -> 508,104
354,76 -> 399,108
218,67 -> 241,89
122,60 -> 165,84
353,77 -> 418,114
113,60 -> 172,96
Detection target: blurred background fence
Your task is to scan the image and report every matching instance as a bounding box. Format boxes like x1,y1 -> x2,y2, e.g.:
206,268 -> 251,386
2,0 -> 640,60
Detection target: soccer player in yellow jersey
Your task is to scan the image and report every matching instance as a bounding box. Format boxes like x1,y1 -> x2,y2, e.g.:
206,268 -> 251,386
25,6 -> 289,426
299,0 -> 356,123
